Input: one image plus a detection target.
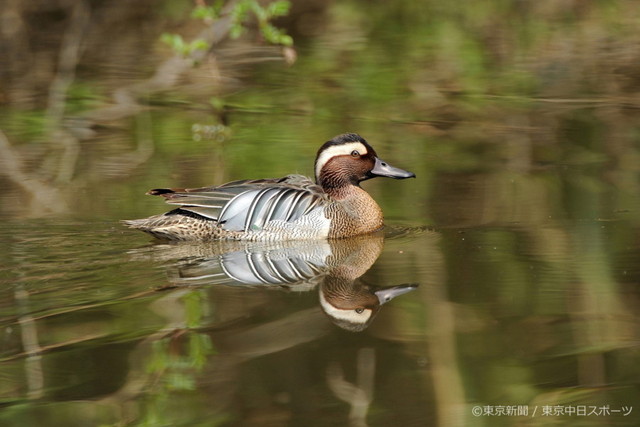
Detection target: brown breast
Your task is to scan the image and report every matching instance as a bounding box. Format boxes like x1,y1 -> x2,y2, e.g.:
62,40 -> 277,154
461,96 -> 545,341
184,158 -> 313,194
325,186 -> 384,238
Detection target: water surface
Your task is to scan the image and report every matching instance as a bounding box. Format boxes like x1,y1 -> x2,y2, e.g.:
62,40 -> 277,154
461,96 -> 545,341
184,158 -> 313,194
1,1 -> 640,426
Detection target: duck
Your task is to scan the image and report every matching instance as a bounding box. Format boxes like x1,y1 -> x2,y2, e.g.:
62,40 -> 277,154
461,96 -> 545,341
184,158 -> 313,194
123,133 -> 415,241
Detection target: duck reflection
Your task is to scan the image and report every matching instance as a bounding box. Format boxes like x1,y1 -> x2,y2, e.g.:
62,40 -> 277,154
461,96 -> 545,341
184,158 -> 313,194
150,233 -> 417,331
317,255 -> 416,332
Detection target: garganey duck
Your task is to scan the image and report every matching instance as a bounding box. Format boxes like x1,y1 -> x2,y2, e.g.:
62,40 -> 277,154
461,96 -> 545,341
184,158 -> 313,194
124,133 -> 415,241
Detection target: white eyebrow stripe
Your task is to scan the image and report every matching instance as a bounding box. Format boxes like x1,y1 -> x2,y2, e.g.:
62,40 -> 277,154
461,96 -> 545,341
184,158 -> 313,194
319,290 -> 372,324
315,142 -> 368,179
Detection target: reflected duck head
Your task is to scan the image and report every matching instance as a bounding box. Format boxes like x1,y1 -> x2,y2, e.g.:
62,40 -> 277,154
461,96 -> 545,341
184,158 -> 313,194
319,281 -> 418,332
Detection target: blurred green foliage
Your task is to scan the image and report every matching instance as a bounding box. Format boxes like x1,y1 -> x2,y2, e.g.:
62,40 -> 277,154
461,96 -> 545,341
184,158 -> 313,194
161,0 -> 292,58
160,33 -> 210,57
229,0 -> 293,46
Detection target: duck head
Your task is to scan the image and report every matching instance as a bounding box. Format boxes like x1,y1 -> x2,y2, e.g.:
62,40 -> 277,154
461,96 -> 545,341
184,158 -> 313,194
314,133 -> 416,188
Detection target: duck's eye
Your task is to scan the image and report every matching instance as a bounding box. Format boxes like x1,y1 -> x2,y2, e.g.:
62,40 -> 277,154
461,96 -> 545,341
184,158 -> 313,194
355,308 -> 365,314
351,150 -> 360,157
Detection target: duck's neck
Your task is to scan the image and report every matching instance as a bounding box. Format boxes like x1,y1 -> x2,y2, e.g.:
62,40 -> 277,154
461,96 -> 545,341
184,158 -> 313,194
323,182 -> 361,200
317,168 -> 360,196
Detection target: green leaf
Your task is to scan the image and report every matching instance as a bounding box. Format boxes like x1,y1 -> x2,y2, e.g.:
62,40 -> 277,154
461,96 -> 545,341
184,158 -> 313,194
160,33 -> 178,47
160,33 -> 189,55
191,5 -> 218,20
190,39 -> 210,52
260,24 -> 292,46
252,2 -> 268,22
231,1 -> 251,23
278,34 -> 293,47
230,24 -> 245,39
266,0 -> 291,18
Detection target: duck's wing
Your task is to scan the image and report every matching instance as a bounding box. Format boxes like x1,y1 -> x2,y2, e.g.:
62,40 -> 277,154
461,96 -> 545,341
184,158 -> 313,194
149,175 -> 327,232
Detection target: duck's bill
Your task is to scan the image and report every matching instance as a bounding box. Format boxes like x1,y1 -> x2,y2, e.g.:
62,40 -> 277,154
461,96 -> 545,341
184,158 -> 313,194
369,157 -> 416,179
375,283 -> 418,305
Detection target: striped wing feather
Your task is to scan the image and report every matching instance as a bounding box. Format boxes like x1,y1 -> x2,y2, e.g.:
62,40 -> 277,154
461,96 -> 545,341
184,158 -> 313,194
153,175 -> 325,232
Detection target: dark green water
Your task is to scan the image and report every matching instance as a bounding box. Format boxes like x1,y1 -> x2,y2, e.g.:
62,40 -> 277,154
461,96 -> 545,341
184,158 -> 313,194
1,1 -> 640,426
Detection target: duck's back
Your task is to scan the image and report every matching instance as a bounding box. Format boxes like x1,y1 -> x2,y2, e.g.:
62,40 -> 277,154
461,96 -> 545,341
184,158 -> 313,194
124,175 -> 333,241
